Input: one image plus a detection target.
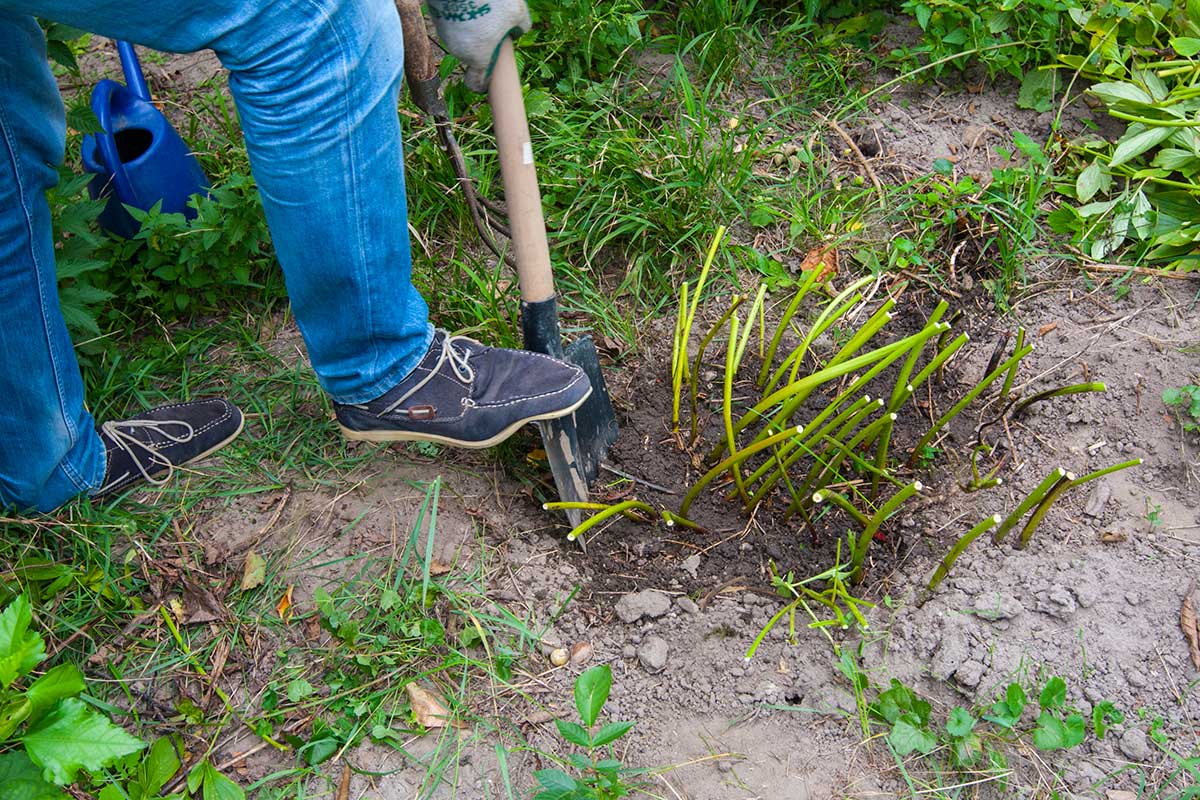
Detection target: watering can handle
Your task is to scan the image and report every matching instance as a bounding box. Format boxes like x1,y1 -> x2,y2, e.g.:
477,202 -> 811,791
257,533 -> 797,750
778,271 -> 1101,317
117,41 -> 151,102
90,81 -> 137,206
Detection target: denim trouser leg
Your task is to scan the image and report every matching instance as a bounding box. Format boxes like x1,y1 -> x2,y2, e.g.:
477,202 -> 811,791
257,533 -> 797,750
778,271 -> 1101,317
0,0 -> 433,509
0,15 -> 105,511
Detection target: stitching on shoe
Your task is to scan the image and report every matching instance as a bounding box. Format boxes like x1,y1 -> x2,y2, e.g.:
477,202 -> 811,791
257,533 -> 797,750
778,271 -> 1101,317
474,373 -> 586,409
113,402 -> 236,453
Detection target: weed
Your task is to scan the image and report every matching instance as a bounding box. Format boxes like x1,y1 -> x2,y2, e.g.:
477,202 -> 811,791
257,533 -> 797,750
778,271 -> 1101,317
531,664 -> 640,800
1163,384 -> 1200,433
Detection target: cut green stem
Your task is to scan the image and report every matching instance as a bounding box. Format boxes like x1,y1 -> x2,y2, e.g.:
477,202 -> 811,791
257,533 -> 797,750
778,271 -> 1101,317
850,480 -> 922,582
1017,472 -> 1075,549
1011,382 -> 1106,418
926,514 -> 1002,593
992,467 -> 1066,544
999,327 -> 1024,401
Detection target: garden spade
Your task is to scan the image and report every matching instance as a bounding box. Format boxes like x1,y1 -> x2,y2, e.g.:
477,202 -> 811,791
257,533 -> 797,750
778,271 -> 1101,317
395,5 -> 618,533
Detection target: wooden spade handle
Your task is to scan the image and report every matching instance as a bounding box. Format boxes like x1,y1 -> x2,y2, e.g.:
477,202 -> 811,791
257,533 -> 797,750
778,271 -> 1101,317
488,38 -> 555,304
394,0 -> 437,83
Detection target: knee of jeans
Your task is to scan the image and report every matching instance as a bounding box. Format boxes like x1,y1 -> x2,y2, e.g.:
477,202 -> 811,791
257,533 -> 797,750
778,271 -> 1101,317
225,0 -> 403,88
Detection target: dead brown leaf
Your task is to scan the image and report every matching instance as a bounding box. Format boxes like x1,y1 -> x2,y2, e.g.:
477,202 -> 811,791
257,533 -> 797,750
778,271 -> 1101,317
1100,531 -> 1127,544
798,245 -> 838,282
428,559 -> 453,576
1182,580 -> 1200,670
569,641 -> 594,666
1037,322 -> 1059,336
182,579 -> 228,626
406,683 -> 463,729
336,763 -> 351,800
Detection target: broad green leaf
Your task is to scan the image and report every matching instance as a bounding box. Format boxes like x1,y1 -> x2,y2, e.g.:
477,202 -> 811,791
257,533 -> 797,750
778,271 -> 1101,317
138,737 -> 181,796
0,597 -> 47,689
914,3 -> 932,29
946,707 -> 976,738
591,720 -> 635,747
25,664 -> 84,723
188,760 -> 244,800
1172,37 -> 1200,56
1076,162 -> 1106,202
1111,126 -> 1175,167
533,769 -> 578,794
1152,148 -> 1200,171
889,719 -> 937,756
1089,81 -> 1154,107
574,665 -> 611,728
22,698 -> 145,785
1033,711 -> 1086,750
1018,69 -> 1056,113
555,720 -> 591,748
1039,677 -> 1066,710
0,697 -> 32,740
0,751 -> 66,800
285,679 -> 314,703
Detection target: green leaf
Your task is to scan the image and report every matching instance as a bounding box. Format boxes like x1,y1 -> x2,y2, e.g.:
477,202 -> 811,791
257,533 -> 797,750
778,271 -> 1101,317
0,597 -> 47,689
533,768 -> 578,796
285,679 -> 314,703
946,707 -> 976,738
1172,37 -> 1200,56
1032,710 -> 1086,750
889,719 -> 937,756
1092,701 -> 1124,739
1089,81 -> 1155,107
0,697 -> 32,740
984,683 -> 1026,729
25,664 -> 84,724
1039,677 -> 1067,710
187,760 -> 244,800
591,720 -> 634,747
574,665 -> 611,728
44,40 -> 78,74
1017,69 -> 1056,113
139,737 -> 181,795
0,751 -> 66,800
555,720 -> 591,748
21,698 -> 145,785
1111,126 -> 1174,168
1076,162 -> 1106,203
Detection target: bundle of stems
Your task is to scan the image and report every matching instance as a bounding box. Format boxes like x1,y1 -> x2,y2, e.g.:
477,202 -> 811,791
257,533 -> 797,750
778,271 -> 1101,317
670,226 -> 726,432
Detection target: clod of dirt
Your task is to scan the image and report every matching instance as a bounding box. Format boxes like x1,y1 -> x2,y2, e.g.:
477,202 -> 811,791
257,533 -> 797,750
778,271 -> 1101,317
637,636 -> 669,672
615,590 -> 671,623
972,592 -> 1023,621
681,554 -> 701,578
1084,481 -> 1113,517
677,596 -> 700,615
1118,728 -> 1152,762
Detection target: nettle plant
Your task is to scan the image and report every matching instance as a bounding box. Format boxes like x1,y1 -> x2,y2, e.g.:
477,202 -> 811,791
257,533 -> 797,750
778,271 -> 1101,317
553,230 -> 1140,624
0,596 -> 145,795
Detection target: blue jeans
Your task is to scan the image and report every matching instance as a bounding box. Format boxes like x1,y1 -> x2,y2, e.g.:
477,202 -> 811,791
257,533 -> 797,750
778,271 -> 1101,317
0,0 -> 433,511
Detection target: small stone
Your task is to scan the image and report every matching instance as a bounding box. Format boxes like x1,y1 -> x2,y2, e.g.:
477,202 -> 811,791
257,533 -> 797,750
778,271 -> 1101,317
637,636 -> 669,672
680,554 -> 701,578
622,644 -> 636,659
955,660 -> 986,688
549,648 -> 569,667
1119,729 -> 1152,762
1038,585 -> 1078,619
973,593 -> 1023,621
1125,592 -> 1141,606
677,596 -> 699,615
1075,585 -> 1101,609
1125,668 -> 1148,688
615,590 -> 671,623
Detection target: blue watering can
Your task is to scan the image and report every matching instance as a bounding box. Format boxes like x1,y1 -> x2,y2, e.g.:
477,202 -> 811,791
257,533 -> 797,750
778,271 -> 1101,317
82,41 -> 209,238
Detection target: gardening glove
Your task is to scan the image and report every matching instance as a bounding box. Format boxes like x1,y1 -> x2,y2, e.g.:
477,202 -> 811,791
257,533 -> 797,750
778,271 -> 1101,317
426,0 -> 531,92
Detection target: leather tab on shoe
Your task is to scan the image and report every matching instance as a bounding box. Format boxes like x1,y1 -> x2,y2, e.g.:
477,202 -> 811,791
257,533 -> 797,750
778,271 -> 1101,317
406,405 -> 437,420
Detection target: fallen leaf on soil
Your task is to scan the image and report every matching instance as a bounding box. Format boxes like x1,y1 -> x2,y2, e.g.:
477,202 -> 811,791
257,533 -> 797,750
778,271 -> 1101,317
523,710 -> 557,725
1181,580 -> 1200,670
798,245 -> 838,281
336,763 -> 351,800
1038,322 -> 1059,336
428,559 -> 453,576
406,683 -> 463,729
182,579 -> 228,625
1100,531 -> 1127,544
570,641 -> 593,666
276,584 -> 294,622
241,550 -> 266,591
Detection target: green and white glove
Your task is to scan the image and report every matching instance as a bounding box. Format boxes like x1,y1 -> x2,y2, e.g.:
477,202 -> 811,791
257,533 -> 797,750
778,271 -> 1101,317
426,0 -> 532,92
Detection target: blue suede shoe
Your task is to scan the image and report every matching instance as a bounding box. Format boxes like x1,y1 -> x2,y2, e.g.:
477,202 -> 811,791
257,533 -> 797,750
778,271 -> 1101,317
335,330 -> 591,448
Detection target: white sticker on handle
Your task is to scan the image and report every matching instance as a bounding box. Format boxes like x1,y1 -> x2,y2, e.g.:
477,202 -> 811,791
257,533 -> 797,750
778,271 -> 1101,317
522,141 -> 534,165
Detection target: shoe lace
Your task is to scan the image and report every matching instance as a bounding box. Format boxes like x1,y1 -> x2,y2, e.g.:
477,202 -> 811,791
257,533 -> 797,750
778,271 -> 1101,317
99,418 -> 196,489
382,331 -> 476,415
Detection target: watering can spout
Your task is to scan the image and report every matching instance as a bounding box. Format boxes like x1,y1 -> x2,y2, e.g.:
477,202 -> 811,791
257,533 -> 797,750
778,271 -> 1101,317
82,42 -> 209,237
